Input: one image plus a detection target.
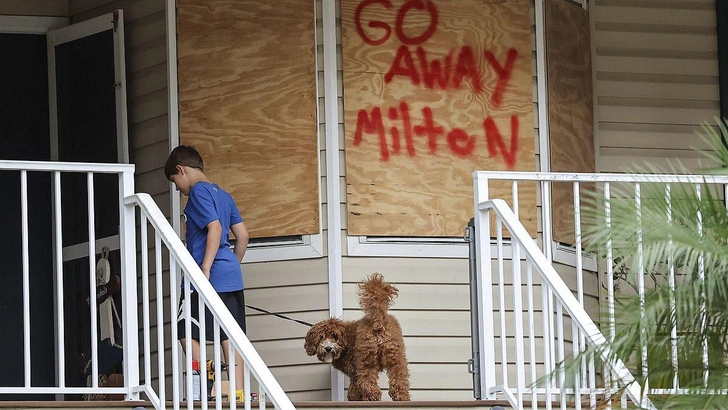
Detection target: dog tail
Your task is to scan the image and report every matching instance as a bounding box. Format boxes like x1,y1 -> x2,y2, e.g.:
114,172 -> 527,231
358,273 -> 398,317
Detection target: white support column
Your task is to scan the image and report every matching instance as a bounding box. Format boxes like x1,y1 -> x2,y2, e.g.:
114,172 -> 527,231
535,0 -> 553,261
166,0 -> 181,235
322,0 -> 345,401
473,173 -> 496,399
119,168 -> 140,399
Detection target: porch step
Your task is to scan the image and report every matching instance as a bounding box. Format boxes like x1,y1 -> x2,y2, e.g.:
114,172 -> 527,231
0,400 -> 512,410
295,401 -> 511,410
0,401 -> 147,410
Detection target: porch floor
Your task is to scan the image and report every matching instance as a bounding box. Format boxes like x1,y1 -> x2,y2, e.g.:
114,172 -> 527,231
0,400 -> 512,410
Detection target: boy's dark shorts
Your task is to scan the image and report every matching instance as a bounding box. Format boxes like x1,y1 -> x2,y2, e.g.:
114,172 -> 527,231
177,289 -> 247,341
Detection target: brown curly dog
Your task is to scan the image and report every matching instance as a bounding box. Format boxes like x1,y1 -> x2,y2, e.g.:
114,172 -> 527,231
304,273 -> 411,401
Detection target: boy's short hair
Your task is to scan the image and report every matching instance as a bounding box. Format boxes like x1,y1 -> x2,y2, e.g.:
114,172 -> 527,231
164,145 -> 204,180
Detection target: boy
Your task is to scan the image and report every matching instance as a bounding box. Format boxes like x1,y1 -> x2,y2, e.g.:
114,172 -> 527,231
164,145 -> 249,402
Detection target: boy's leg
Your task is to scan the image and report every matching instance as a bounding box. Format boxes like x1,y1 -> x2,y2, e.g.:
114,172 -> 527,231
221,340 -> 245,390
179,338 -> 202,362
219,289 -> 247,399
177,291 -> 203,371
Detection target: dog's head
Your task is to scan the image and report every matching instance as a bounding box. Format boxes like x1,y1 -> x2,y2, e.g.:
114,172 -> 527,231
304,318 -> 348,363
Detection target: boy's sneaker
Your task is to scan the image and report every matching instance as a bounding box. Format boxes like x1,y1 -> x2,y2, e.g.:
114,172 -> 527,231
234,389 -> 245,403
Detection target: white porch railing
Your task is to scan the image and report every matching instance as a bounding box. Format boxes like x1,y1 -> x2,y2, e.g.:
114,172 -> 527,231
0,160 -> 293,410
473,171 -> 728,409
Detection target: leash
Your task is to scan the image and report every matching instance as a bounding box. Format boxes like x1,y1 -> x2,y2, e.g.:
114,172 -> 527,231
245,304 -> 313,327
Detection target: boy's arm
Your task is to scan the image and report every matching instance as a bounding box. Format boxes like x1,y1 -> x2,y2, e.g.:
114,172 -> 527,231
231,221 -> 249,263
201,220 -> 223,279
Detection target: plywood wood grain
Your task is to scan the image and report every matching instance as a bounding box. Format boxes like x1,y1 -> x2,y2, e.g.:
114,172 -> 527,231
546,0 -> 594,245
342,0 -> 536,237
178,0 -> 319,238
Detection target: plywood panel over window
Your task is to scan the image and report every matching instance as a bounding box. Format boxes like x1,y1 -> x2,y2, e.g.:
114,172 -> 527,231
546,0 -> 595,245
342,0 -> 536,237
178,0 -> 319,238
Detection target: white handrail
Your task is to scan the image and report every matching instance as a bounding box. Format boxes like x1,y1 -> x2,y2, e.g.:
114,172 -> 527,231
0,159 -> 135,173
474,170 -> 728,184
125,193 -> 294,410
478,198 -> 655,409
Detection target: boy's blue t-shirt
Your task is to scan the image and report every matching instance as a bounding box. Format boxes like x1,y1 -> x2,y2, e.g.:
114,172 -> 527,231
184,181 -> 244,292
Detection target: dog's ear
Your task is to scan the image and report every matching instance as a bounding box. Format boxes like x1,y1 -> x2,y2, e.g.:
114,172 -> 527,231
304,327 -> 319,356
334,327 -> 348,350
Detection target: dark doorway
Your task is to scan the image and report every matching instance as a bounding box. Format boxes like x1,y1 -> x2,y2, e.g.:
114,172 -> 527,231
0,32 -> 55,400
0,17 -> 123,400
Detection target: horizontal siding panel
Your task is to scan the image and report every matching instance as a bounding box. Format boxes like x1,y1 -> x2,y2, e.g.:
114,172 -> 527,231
376,364 -> 473,390
70,0 -> 116,15
129,63 -> 167,99
0,0 -> 67,16
404,337 -> 472,363
343,258 -> 469,284
136,166 -> 171,195
72,0 -> 163,23
600,146 -> 708,159
126,9 -> 165,46
244,258 -> 328,288
598,102 -> 719,126
288,390 -> 331,401
248,310 -> 329,341
594,5 -> 715,26
596,55 -> 718,76
128,36 -> 167,72
131,139 -> 167,174
129,88 -> 167,124
597,79 -> 718,101
246,284 -> 329,314
595,22 -> 714,35
271,364 -> 329,392
594,0 -> 714,10
594,31 -> 716,52
130,115 -> 168,150
255,338 -> 314,367
599,149 -> 716,173
599,122 -> 710,150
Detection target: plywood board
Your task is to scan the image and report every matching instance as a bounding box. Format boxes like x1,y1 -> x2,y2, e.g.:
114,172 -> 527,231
178,0 -> 319,238
342,0 -> 536,237
546,0 -> 594,245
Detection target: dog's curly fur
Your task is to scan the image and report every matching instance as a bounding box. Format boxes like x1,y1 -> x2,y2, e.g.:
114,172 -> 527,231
304,273 -> 410,401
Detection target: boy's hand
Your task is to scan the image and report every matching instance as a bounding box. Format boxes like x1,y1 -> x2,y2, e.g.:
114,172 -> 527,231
202,267 -> 211,280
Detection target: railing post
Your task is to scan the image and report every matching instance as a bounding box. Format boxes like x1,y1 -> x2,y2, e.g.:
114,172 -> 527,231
119,168 -> 140,399
473,172 -> 496,399
466,218 -> 481,399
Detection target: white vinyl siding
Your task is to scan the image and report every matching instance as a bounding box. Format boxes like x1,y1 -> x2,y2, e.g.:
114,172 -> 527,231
593,0 -> 720,172
0,1 -> 67,16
